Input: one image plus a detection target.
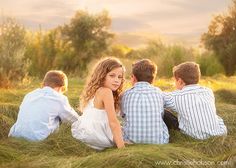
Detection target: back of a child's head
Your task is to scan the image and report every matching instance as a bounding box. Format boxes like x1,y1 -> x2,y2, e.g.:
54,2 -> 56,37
132,59 -> 157,83
173,62 -> 201,85
43,70 -> 68,91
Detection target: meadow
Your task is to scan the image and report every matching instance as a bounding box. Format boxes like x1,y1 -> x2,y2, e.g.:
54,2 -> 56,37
0,76 -> 236,168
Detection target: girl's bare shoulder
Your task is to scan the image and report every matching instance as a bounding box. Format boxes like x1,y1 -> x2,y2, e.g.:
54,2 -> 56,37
96,87 -> 113,96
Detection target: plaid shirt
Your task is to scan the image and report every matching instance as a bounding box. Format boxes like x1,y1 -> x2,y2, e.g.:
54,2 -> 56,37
121,82 -> 169,144
164,84 -> 227,139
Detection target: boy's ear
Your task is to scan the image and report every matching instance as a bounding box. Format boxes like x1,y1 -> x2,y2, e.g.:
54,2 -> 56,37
131,74 -> 138,85
54,86 -> 65,94
131,74 -> 137,82
178,78 -> 186,88
179,78 -> 186,85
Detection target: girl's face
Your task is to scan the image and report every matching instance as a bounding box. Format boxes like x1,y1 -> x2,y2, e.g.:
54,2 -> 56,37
104,67 -> 123,91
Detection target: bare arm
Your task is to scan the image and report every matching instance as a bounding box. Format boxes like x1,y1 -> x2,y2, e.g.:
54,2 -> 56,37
102,88 -> 125,149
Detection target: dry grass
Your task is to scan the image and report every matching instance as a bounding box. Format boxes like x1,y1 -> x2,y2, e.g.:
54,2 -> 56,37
0,77 -> 236,167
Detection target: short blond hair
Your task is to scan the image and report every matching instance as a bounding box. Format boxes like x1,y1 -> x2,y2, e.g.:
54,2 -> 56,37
173,62 -> 201,85
132,59 -> 157,83
43,70 -> 68,91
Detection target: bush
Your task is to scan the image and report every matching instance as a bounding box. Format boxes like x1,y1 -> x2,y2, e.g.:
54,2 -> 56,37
158,45 -> 195,77
126,42 -> 195,77
197,52 -> 225,76
0,18 -> 28,88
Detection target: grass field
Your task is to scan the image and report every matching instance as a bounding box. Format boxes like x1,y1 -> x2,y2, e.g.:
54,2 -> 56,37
0,76 -> 236,168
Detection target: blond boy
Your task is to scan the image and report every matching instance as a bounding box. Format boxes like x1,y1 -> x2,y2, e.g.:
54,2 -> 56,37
9,70 -> 79,141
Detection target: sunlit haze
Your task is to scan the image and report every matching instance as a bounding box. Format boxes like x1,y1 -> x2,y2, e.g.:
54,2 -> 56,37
0,0 -> 232,47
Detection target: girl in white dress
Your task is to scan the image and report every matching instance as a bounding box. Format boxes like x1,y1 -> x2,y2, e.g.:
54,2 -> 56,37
71,57 -> 125,150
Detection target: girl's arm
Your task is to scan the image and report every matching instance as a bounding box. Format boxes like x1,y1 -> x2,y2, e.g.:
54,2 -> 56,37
101,88 -> 125,149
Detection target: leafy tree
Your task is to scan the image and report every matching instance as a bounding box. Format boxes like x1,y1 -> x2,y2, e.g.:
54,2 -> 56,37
126,40 -> 165,60
126,41 -> 195,77
106,44 -> 132,58
0,18 -> 28,87
53,33 -> 77,74
25,29 -> 61,77
196,52 -> 225,76
201,0 -> 236,76
158,45 -> 195,77
61,10 -> 114,72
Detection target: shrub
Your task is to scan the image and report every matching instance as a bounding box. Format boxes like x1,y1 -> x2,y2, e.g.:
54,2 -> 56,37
0,18 -> 28,88
197,52 -> 225,76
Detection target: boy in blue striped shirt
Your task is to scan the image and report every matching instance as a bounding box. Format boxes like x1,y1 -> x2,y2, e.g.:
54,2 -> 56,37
164,62 -> 227,139
121,59 -> 169,144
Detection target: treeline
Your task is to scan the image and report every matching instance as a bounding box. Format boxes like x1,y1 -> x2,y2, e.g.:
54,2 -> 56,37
1,1 -> 236,88
111,42 -> 224,78
0,11 -> 113,87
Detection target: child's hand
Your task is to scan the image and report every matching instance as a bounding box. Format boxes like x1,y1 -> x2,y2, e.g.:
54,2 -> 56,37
124,141 -> 133,145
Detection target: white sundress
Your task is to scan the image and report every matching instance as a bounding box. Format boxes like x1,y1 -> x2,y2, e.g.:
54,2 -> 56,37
71,98 -> 114,150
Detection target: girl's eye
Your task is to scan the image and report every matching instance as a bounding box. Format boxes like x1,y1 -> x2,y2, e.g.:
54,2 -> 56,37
109,74 -> 115,77
118,76 -> 123,79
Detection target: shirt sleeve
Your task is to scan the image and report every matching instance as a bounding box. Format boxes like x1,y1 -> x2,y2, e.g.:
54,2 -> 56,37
59,97 -> 80,123
208,88 -> 215,102
163,92 -> 177,112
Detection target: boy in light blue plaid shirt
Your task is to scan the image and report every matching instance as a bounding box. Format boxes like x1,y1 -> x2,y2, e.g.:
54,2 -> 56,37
121,59 -> 169,144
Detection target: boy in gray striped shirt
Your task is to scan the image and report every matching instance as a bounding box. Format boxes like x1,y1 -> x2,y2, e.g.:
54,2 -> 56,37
164,62 -> 227,139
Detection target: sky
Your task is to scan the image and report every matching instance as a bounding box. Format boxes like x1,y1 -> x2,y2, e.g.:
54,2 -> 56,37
0,0 -> 232,48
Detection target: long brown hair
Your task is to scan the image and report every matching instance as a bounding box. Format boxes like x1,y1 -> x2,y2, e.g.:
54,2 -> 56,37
80,57 -> 125,111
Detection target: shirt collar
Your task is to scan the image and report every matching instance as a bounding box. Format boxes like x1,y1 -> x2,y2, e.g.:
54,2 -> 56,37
134,81 -> 151,87
182,84 -> 200,91
42,86 -> 58,93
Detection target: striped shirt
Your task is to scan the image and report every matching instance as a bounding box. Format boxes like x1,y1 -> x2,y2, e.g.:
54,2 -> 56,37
164,84 -> 227,139
121,82 -> 169,144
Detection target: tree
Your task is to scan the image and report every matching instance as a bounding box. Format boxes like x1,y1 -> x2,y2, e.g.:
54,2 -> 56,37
25,29 -> 60,77
0,18 -> 28,87
201,0 -> 236,76
158,45 -> 195,77
126,40 -> 195,77
106,44 -> 132,58
196,51 -> 225,76
61,10 -> 114,72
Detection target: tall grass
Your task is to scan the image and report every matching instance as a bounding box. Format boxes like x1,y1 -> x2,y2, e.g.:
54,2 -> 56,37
0,77 -> 236,167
